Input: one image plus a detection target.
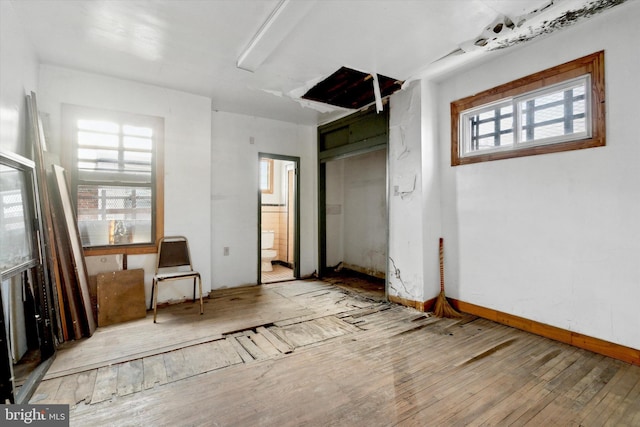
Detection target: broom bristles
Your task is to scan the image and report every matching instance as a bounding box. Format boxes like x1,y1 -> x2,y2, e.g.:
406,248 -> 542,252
433,237 -> 462,318
433,291 -> 462,318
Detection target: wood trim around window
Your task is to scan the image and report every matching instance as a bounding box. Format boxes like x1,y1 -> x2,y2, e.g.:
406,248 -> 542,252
451,50 -> 606,166
83,133 -> 164,257
62,104 -> 165,256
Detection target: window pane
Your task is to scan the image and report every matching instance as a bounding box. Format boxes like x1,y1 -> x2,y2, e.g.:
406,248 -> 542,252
77,185 -> 152,247
123,125 -> 153,138
574,117 -> 586,134
123,136 -> 152,150
78,131 -> 119,148
477,136 -> 495,150
78,120 -> 119,134
0,165 -> 34,271
535,104 -> 564,123
464,102 -> 513,154
519,78 -> 588,144
533,122 -> 565,140
478,121 -> 494,135
77,161 -> 118,171
534,91 -> 563,107
260,160 -> 270,190
479,110 -> 494,120
124,151 -> 152,172
124,151 -> 151,164
77,148 -> 118,162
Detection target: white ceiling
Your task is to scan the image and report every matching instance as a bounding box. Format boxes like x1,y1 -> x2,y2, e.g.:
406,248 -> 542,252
9,0 -> 622,125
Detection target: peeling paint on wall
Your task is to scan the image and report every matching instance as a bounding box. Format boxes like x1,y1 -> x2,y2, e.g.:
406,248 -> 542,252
387,81 -> 425,303
493,0 -> 628,49
388,257 -> 419,301
459,0 -> 628,52
393,173 -> 416,200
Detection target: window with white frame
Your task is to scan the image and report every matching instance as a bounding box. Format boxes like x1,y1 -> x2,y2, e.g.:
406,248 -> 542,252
63,105 -> 164,253
451,51 -> 605,166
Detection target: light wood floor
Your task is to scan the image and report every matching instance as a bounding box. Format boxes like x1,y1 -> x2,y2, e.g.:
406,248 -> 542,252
31,279 -> 640,426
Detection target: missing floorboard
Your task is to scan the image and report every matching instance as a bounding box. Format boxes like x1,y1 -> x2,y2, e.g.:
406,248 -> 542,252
221,323 -> 276,337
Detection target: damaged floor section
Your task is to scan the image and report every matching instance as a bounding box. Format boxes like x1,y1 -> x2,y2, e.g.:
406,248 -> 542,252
32,279 -> 640,426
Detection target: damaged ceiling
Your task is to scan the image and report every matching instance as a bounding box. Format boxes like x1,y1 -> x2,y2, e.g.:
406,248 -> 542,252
302,67 -> 403,110
7,0 -> 629,125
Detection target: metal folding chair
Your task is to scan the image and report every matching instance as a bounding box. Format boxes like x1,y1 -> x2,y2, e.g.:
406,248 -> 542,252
150,236 -> 203,323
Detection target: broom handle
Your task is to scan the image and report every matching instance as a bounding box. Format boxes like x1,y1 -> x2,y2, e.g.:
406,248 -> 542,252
439,237 -> 445,292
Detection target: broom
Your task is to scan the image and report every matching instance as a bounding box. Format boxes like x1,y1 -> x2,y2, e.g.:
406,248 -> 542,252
433,237 -> 462,318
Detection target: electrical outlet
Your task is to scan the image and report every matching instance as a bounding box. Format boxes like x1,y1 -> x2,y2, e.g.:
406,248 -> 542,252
223,247 -> 229,256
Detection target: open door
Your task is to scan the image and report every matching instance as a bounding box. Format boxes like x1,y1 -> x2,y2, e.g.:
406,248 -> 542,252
258,154 -> 300,284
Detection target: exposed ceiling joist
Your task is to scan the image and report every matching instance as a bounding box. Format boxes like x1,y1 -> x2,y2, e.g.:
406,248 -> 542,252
302,67 -> 403,111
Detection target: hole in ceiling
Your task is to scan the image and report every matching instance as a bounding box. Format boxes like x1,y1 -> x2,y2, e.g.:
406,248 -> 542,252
302,66 -> 404,110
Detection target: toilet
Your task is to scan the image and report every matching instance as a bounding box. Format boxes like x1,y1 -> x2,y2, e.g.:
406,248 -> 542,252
261,230 -> 277,272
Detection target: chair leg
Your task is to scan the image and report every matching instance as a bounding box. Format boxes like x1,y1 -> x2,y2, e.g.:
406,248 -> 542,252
149,279 -> 155,311
198,276 -> 203,315
193,277 -> 196,302
153,280 -> 159,323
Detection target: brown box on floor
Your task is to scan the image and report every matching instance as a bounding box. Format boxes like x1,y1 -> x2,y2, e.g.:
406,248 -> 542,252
97,268 -> 146,326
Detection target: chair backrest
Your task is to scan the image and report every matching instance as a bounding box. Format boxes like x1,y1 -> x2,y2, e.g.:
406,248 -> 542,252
156,236 -> 193,273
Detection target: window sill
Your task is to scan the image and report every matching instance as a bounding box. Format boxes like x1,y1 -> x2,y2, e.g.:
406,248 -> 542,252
453,136 -> 605,166
83,244 -> 158,256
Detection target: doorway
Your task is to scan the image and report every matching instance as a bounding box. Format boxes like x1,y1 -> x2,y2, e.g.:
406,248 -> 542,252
258,154 -> 300,284
317,105 -> 389,299
323,149 -> 387,279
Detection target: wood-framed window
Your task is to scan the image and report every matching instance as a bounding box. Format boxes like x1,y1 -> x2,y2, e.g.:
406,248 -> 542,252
62,105 -> 164,255
260,158 -> 274,194
451,51 -> 605,166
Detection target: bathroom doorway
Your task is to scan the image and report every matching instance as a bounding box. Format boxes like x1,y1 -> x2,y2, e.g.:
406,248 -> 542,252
258,154 -> 300,284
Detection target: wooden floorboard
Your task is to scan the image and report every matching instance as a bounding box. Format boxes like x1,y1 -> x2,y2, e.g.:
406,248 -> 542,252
30,279 -> 640,426
116,360 -> 143,397
90,365 -> 117,404
142,354 -> 167,390
44,283 -> 313,378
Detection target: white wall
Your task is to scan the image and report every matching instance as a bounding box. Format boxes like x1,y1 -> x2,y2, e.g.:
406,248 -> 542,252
38,65 -> 212,306
0,1 -> 39,157
211,111 -> 316,288
325,159 -> 344,267
342,150 -> 387,277
421,80 -> 444,302
325,150 -> 387,276
437,3 -> 640,349
388,82 -> 425,302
